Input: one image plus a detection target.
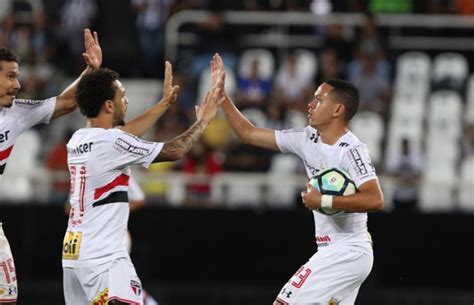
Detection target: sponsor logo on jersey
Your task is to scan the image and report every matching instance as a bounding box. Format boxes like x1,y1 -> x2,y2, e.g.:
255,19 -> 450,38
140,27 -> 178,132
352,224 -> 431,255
69,142 -> 94,154
130,279 -> 142,296
328,297 -> 340,304
15,99 -> 44,106
338,142 -> 349,147
0,130 -> 10,143
280,288 -> 292,298
349,148 -> 368,175
92,288 -> 108,305
62,231 -> 82,260
303,160 -> 319,177
114,138 -> 150,155
309,132 -> 319,143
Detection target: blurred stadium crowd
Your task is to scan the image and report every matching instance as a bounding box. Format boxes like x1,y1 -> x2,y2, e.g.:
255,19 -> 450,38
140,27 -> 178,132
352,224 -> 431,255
0,0 -> 473,213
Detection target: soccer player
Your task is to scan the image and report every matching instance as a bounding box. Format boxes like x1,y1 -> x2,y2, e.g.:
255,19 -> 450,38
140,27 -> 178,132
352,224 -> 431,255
0,28 -> 102,304
211,54 -> 383,305
62,64 -> 224,305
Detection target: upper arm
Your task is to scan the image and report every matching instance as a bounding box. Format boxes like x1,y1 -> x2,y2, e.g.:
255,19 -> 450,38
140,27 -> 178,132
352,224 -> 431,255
52,96 -> 77,119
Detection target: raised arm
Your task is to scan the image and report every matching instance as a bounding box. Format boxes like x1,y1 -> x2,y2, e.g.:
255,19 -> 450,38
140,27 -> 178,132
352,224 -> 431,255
212,53 -> 279,151
53,28 -> 102,119
120,61 -> 179,137
301,179 -> 384,212
154,73 -> 224,162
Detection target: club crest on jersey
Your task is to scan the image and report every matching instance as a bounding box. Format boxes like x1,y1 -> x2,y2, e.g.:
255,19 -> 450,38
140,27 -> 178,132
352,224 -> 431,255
115,138 -> 149,155
328,297 -> 340,304
130,280 -> 142,296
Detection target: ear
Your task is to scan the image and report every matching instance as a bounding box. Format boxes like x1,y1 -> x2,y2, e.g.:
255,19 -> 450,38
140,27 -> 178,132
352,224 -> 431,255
103,100 -> 114,114
334,103 -> 345,118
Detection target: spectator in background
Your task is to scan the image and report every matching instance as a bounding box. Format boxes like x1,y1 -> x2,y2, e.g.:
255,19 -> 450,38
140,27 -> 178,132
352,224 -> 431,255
457,0 -> 474,15
348,46 -> 391,117
274,53 -> 314,113
321,22 -> 353,64
386,138 -> 423,213
45,129 -> 74,205
317,47 -> 343,84
58,0 -> 97,75
236,58 -> 272,110
132,0 -> 172,78
180,141 -> 223,206
462,124 -> 474,157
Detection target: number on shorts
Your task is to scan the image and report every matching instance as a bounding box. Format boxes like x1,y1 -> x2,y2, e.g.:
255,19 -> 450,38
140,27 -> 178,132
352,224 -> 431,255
291,266 -> 312,288
1,258 -> 16,284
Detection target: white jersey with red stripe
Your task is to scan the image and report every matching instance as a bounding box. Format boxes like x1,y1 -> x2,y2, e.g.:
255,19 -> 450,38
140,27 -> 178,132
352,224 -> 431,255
62,128 -> 163,268
0,98 -> 56,179
275,126 -> 377,253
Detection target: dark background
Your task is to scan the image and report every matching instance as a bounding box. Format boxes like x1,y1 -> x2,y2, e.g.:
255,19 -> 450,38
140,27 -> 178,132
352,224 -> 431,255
1,204 -> 473,305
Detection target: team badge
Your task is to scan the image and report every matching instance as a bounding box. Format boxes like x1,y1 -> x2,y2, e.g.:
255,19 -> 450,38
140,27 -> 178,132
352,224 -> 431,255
328,297 -> 340,305
130,279 -> 142,296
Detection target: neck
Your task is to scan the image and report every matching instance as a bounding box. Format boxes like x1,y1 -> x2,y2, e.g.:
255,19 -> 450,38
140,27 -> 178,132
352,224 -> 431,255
317,123 -> 348,145
86,116 -> 114,129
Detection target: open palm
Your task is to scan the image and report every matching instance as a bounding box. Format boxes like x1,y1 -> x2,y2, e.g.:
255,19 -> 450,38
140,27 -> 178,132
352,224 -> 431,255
83,29 -> 102,69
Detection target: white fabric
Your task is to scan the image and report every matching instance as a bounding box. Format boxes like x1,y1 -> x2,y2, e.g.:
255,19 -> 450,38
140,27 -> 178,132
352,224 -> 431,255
276,246 -> 373,304
275,127 -> 377,250
63,257 -> 143,305
63,128 -> 162,268
0,225 -> 17,303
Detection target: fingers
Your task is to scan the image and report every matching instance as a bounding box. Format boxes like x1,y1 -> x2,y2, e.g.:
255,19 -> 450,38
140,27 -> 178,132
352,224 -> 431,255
93,31 -> 99,45
82,53 -> 91,65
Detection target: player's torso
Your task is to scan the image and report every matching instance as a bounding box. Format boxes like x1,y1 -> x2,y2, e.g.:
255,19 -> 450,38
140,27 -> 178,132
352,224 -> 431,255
0,107 -> 24,176
300,129 -> 372,251
63,128 -> 130,267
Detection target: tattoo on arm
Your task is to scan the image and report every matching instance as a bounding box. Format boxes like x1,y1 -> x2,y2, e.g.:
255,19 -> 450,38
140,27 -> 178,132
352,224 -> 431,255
154,120 -> 207,162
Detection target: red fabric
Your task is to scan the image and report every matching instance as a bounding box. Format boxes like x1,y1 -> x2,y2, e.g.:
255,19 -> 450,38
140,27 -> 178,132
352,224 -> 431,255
94,174 -> 130,200
182,153 -> 222,194
0,145 -> 13,161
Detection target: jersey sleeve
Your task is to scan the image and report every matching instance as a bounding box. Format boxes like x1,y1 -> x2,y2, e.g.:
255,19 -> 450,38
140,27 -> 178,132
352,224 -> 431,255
128,174 -> 145,201
106,130 -> 163,170
274,127 -> 308,157
342,145 -> 378,188
14,97 -> 56,130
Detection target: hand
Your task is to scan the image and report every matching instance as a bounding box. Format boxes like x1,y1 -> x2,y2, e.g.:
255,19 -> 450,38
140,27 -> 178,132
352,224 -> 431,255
196,71 -> 225,123
83,28 -> 102,70
160,61 -> 180,107
301,182 -> 322,210
211,53 -> 226,95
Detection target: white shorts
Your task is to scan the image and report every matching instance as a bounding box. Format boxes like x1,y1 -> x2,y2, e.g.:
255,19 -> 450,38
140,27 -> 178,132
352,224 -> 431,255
0,224 -> 17,303
276,246 -> 373,305
63,257 -> 143,305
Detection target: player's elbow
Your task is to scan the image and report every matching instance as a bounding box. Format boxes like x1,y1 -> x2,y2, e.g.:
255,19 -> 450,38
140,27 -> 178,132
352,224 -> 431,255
372,196 -> 384,211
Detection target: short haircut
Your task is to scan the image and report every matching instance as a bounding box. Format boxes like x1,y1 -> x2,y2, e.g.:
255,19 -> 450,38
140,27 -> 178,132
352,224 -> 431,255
76,68 -> 120,118
324,79 -> 359,122
0,48 -> 20,70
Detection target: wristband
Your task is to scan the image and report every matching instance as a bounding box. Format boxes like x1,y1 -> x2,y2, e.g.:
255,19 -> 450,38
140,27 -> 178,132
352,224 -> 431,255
321,195 -> 333,209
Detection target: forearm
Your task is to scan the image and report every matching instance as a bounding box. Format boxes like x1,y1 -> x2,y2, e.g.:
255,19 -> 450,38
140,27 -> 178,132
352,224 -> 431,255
331,191 -> 384,212
221,95 -> 255,143
121,102 -> 171,137
58,67 -> 92,102
154,119 -> 209,162
53,67 -> 94,118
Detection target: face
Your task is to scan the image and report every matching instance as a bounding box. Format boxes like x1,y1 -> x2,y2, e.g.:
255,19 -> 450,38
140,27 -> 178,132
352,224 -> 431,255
0,61 -> 21,108
307,83 -> 340,128
111,80 -> 128,126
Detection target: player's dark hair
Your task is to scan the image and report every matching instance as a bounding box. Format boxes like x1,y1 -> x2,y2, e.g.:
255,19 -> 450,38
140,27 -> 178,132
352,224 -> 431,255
324,79 -> 359,122
76,68 -> 120,118
0,48 -> 20,70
